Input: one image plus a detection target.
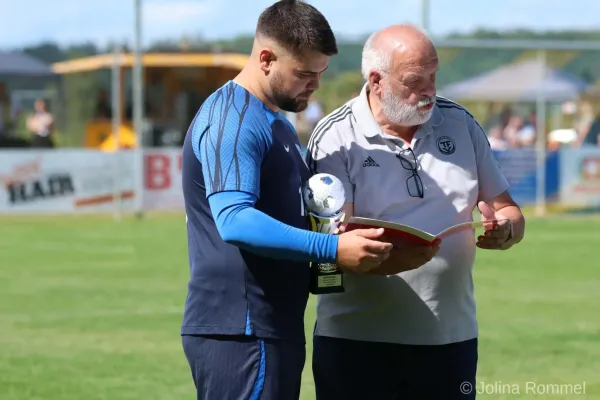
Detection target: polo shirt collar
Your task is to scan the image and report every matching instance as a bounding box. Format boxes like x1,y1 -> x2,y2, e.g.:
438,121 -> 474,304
351,83 -> 443,139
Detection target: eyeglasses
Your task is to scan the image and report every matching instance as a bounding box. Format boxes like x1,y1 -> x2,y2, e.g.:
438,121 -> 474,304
395,148 -> 424,198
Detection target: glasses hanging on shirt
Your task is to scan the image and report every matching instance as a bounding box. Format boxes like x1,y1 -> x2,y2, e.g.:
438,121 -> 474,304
395,147 -> 424,199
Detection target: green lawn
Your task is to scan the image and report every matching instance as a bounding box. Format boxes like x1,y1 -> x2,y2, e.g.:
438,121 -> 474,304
0,214 -> 598,399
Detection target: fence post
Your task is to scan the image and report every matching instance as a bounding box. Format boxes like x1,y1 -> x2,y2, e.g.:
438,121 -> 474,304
535,49 -> 548,216
112,45 -> 123,221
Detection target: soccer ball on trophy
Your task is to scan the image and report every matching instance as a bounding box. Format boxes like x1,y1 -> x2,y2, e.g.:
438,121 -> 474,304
302,173 -> 345,217
302,173 -> 346,294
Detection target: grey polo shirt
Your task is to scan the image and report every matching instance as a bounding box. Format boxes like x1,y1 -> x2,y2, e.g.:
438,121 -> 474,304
306,84 -> 509,345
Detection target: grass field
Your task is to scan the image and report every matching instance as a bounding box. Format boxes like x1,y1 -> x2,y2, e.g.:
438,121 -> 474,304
1,213 -> 599,399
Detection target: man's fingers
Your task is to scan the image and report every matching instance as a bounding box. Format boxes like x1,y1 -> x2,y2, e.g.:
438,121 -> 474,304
484,221 -> 510,235
483,231 -> 504,239
478,234 -> 505,242
355,255 -> 387,272
351,228 -> 385,240
477,237 -> 513,250
483,228 -> 509,241
477,236 -> 506,248
484,219 -> 509,232
476,241 -> 504,250
379,251 -> 391,262
364,238 -> 393,253
357,249 -> 391,265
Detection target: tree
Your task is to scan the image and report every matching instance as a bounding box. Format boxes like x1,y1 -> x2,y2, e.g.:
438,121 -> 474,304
317,71 -> 364,114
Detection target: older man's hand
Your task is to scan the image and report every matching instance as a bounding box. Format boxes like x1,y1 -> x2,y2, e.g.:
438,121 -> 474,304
476,201 -> 514,250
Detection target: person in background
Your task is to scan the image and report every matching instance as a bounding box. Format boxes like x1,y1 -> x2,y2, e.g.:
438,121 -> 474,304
94,90 -> 112,119
27,98 -> 54,148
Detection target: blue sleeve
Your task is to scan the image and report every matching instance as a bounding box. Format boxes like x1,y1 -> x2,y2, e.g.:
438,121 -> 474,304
191,88 -> 338,263
192,88 -> 269,197
208,191 -> 339,263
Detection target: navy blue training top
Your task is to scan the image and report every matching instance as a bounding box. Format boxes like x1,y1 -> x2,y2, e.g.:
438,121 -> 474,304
181,81 -> 338,342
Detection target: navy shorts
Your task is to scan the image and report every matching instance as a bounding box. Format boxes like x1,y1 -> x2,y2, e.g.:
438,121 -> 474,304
182,334 -> 305,400
312,335 -> 478,400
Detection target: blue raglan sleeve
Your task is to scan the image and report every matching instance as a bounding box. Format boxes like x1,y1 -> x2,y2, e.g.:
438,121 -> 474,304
192,95 -> 338,263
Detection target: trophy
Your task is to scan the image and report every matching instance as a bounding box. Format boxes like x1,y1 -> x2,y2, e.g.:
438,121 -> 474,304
302,173 -> 346,294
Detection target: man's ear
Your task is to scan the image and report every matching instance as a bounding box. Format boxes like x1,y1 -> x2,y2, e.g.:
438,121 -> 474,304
259,49 -> 276,73
369,71 -> 383,96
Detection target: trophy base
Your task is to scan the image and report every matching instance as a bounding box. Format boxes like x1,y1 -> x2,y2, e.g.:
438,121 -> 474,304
309,262 -> 344,294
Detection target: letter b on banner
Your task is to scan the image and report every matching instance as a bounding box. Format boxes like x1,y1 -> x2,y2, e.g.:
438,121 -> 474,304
145,154 -> 171,190
145,152 -> 183,191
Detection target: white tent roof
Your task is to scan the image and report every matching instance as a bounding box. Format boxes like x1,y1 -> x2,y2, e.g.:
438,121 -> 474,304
439,59 -> 589,102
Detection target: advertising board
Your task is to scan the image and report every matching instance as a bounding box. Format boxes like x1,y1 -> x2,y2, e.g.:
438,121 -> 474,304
559,148 -> 600,207
0,150 -> 135,213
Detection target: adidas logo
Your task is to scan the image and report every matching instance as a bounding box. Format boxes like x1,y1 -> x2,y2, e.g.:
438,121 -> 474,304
363,156 -> 380,167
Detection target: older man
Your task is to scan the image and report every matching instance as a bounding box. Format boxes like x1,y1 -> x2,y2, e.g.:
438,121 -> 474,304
306,24 -> 525,399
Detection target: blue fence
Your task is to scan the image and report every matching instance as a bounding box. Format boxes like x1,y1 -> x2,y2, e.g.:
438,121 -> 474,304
493,149 -> 560,205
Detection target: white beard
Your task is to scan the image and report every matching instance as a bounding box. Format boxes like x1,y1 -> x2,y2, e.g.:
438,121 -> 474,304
380,88 -> 435,127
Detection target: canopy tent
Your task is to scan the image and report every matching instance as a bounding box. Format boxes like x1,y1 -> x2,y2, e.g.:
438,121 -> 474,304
0,51 -> 57,148
439,58 -> 592,219
0,51 -> 55,77
439,59 -> 589,102
51,52 -> 248,74
50,52 -> 250,150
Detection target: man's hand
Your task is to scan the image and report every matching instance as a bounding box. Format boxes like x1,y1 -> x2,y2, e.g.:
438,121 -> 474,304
476,201 -> 514,250
366,239 -> 441,275
336,228 -> 393,273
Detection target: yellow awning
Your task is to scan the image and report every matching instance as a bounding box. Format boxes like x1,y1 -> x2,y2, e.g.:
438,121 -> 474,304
52,52 -> 249,74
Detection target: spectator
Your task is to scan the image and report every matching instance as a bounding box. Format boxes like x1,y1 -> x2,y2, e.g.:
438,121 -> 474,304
502,115 -> 524,148
516,110 -> 536,147
27,98 -> 55,148
94,90 -> 112,119
487,125 -> 509,150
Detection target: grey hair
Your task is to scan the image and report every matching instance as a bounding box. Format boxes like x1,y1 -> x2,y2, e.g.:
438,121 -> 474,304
361,31 -> 392,81
361,24 -> 432,82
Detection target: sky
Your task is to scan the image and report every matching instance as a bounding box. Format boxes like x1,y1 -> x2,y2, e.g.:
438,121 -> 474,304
2,0 -> 599,49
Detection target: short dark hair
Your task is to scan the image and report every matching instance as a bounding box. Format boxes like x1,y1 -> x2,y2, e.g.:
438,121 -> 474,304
256,0 -> 338,57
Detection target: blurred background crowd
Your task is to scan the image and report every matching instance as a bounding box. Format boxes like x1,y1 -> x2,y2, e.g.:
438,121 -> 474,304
2,20 -> 600,152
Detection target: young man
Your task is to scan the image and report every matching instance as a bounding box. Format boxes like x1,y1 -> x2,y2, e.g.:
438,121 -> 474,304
180,2 -> 393,399
307,24 -> 525,400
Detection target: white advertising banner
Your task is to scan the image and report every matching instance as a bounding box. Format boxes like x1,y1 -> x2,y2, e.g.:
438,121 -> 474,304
560,148 -> 600,207
0,148 -> 186,214
143,148 -> 184,211
0,150 -> 136,213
